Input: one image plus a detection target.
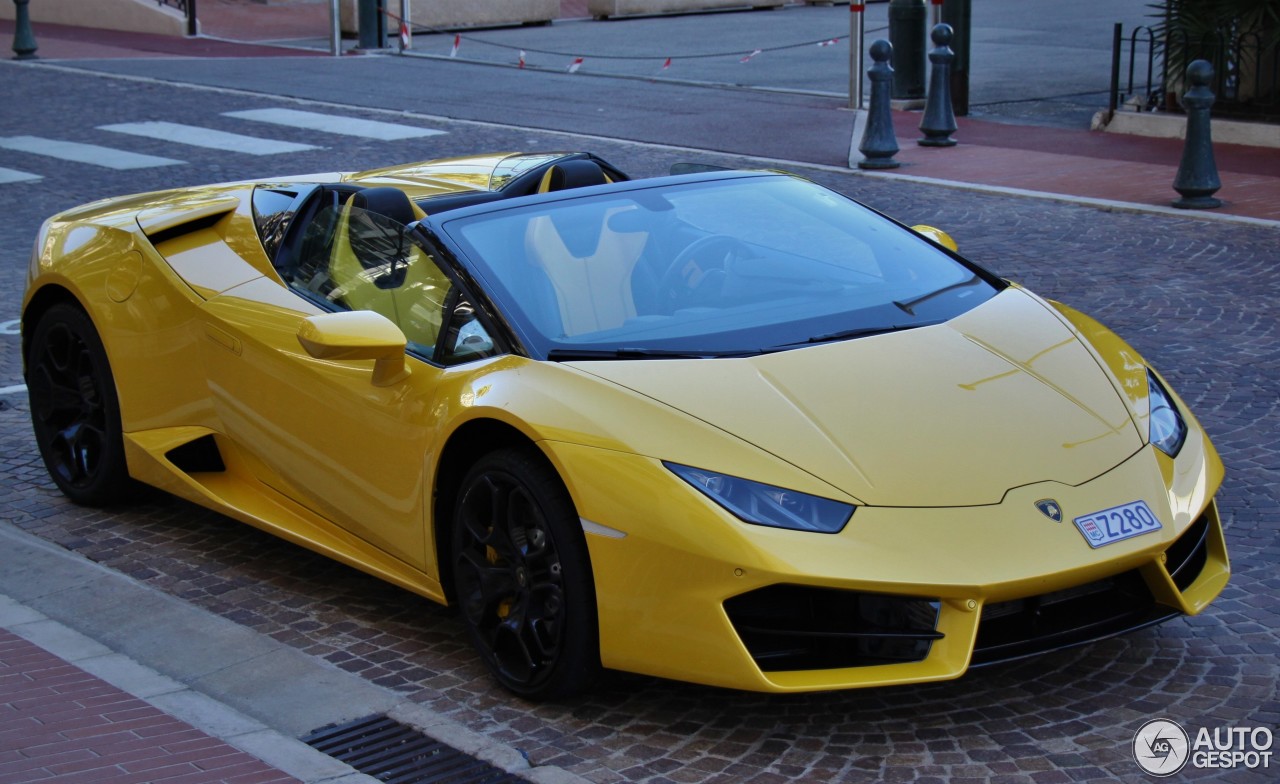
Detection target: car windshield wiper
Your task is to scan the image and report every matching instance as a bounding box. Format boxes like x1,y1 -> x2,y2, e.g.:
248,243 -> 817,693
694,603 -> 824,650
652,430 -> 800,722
893,274 -> 982,315
546,347 -> 754,361
764,323 -> 935,353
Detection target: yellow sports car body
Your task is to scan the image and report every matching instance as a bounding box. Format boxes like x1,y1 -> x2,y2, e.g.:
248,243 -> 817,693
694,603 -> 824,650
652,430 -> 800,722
22,152 -> 1228,700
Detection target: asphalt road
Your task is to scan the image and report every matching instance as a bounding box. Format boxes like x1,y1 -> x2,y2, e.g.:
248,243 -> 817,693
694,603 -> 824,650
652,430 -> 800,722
41,0 -> 1165,168
2,61 -> 1278,784
398,0 -> 1155,117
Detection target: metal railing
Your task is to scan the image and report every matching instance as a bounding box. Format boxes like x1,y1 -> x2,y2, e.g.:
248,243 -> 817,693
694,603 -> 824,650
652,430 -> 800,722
156,0 -> 197,36
1110,22 -> 1279,121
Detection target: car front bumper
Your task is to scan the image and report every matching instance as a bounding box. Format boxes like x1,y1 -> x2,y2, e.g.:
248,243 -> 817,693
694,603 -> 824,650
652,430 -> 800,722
542,422 -> 1227,693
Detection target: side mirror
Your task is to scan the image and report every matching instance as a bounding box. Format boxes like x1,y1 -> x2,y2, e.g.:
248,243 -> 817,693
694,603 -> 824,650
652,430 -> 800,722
911,224 -> 959,252
297,311 -> 410,387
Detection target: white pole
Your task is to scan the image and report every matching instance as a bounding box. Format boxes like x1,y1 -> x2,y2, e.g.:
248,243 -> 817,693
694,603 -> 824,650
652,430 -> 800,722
400,0 -> 411,50
330,0 -> 341,56
849,3 -> 866,109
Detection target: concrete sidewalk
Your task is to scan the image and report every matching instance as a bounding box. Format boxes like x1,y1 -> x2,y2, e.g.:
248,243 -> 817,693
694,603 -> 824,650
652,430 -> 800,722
875,110 -> 1280,223
0,523 -> 577,784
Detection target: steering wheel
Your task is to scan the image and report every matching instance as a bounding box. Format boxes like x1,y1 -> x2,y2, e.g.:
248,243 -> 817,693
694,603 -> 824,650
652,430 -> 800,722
658,234 -> 749,309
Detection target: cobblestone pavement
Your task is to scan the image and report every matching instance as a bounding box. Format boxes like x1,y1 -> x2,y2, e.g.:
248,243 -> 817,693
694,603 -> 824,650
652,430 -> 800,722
1,66 -> 1278,784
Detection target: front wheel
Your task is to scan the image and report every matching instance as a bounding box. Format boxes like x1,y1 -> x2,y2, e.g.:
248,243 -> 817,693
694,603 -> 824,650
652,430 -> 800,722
451,448 -> 600,700
26,303 -> 136,506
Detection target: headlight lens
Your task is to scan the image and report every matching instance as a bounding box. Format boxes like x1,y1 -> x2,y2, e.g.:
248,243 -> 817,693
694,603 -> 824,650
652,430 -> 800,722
664,462 -> 854,533
1147,369 -> 1187,457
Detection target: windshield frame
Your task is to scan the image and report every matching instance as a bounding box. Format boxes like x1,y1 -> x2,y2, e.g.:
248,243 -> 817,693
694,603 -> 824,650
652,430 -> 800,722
427,171 -> 1007,361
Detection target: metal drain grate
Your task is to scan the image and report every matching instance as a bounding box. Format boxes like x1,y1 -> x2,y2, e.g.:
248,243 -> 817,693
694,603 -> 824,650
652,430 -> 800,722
301,714 -> 524,784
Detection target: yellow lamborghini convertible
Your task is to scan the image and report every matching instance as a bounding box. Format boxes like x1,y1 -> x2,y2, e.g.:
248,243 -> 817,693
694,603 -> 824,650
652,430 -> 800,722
22,152 -> 1228,700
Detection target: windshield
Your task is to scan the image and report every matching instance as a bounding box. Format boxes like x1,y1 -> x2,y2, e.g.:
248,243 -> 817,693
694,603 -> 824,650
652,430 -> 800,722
489,153 -> 568,191
441,174 -> 1000,358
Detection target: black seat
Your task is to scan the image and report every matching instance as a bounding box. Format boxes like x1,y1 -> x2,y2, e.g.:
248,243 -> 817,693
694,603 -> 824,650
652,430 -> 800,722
537,159 -> 609,193
351,186 -> 417,226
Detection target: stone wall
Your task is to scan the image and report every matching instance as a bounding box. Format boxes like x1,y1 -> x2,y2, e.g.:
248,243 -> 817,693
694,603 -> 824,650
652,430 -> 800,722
0,0 -> 189,36
588,0 -> 784,19
341,0 -> 558,35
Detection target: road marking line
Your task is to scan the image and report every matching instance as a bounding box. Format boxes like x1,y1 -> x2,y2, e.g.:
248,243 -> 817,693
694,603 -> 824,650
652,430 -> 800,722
222,108 -> 446,141
98,121 -> 319,156
0,135 -> 184,170
0,320 -> 19,335
0,385 -> 26,396
0,166 -> 41,184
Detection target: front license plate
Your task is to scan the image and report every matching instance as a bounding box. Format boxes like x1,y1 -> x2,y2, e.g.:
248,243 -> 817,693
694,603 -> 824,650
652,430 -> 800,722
1073,500 -> 1162,548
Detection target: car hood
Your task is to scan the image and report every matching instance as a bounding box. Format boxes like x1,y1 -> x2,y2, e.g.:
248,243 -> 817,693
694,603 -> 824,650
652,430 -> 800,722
567,288 -> 1144,507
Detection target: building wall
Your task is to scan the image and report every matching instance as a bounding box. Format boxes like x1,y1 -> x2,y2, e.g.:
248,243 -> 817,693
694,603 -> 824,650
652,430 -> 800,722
0,0 -> 190,37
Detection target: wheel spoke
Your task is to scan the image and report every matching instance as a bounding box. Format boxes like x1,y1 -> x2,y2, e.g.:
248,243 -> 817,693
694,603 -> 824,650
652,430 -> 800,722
493,610 -> 538,681
455,549 -> 518,623
32,362 -> 83,418
70,422 -> 105,482
461,476 -> 519,559
43,325 -> 76,374
74,345 -> 105,414
48,424 -> 85,485
506,489 -> 551,561
525,582 -> 564,659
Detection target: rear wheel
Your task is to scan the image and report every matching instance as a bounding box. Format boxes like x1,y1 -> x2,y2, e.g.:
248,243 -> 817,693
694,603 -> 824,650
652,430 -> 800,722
451,448 -> 600,700
27,303 -> 135,506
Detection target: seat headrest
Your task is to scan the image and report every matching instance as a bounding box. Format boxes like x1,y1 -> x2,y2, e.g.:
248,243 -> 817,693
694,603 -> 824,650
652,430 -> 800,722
351,187 -> 417,227
538,159 -> 609,193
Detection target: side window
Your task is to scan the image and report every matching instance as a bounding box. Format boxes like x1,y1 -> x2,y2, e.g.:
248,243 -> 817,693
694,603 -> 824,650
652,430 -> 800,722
251,186 -> 302,262
282,195 -> 497,364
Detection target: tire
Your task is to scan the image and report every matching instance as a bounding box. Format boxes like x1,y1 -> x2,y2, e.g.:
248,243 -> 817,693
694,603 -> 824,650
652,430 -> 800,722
26,303 -> 136,506
450,448 -> 600,700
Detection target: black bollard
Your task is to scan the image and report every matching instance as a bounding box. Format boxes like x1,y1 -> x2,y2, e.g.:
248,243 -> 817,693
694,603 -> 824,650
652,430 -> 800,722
11,0 -> 38,60
887,0 -> 926,100
356,0 -> 386,51
918,24 -> 957,146
1172,60 -> 1223,209
942,0 -> 971,115
859,40 -> 901,170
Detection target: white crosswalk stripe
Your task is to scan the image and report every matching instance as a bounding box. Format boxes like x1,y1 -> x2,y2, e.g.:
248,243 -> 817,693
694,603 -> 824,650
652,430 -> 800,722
0,136 -> 184,170
222,108 -> 447,141
98,121 -> 319,156
1,108 -> 449,184
0,166 -> 41,184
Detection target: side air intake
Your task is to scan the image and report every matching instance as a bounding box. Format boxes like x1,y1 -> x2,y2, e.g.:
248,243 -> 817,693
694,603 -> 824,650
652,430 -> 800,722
164,435 -> 226,474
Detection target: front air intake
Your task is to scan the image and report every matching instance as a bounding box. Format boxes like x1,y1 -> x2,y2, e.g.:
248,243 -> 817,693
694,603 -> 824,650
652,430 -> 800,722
971,569 -> 1176,666
724,584 -> 942,672
1164,511 -> 1211,591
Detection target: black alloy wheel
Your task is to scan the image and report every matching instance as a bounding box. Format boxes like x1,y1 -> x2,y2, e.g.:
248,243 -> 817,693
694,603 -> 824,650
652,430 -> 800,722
27,303 -> 135,506
451,448 -> 599,700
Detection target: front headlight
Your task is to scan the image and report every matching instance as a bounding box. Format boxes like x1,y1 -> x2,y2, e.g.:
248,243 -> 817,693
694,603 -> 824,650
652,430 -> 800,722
1147,369 -> 1187,458
664,462 -> 854,534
